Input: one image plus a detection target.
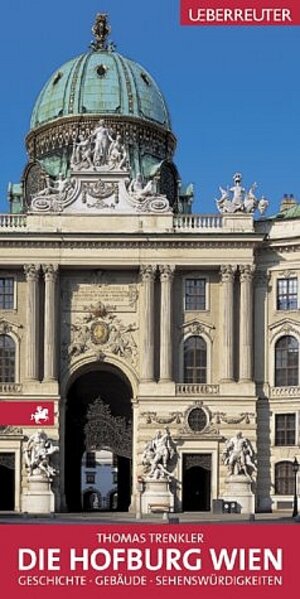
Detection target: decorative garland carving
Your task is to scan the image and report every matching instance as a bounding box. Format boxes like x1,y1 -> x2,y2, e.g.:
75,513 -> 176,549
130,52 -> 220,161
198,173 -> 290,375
212,412 -> 255,425
141,412 -> 183,425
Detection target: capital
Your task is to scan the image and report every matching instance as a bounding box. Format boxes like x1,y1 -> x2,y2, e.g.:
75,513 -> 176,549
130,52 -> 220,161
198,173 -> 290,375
42,264 -> 59,282
220,265 -> 236,283
159,265 -> 175,282
24,264 -> 40,282
240,265 -> 255,283
140,265 -> 157,282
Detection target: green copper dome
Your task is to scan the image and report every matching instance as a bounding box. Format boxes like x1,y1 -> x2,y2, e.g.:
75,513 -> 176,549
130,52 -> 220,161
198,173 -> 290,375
30,49 -> 171,131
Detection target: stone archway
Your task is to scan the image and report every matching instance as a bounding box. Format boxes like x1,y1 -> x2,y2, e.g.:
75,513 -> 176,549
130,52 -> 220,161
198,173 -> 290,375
65,363 -> 133,512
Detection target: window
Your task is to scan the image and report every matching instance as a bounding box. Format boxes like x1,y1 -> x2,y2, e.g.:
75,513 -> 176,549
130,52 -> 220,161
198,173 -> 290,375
275,336 -> 299,387
187,407 -> 208,433
275,414 -> 296,446
0,278 -> 14,310
184,336 -> 207,383
184,278 -> 206,311
85,452 -> 96,468
277,278 -> 298,310
0,335 -> 15,382
86,473 -> 95,484
275,461 -> 295,495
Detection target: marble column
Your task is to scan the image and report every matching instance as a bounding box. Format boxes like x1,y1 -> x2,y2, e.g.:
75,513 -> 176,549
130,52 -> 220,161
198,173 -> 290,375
239,265 -> 254,382
43,264 -> 59,381
140,265 -> 156,382
24,264 -> 40,381
220,265 -> 236,381
159,265 -> 175,382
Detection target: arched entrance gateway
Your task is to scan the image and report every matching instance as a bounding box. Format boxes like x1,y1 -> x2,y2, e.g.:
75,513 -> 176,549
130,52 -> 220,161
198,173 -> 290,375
65,364 -> 133,513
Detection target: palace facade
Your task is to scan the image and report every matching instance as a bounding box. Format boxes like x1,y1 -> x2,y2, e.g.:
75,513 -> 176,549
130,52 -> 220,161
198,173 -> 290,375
0,14 -> 299,514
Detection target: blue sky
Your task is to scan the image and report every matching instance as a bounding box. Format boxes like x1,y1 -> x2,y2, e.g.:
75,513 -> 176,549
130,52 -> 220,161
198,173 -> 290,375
0,0 -> 299,214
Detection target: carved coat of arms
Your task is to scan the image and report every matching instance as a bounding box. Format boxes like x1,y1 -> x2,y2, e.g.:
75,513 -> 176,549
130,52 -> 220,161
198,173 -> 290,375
64,301 -> 138,367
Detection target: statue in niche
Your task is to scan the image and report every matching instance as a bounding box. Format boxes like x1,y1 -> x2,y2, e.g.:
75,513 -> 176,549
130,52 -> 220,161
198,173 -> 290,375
72,134 -> 94,169
222,431 -> 257,478
108,134 -> 128,170
24,430 -> 58,479
92,119 -> 114,166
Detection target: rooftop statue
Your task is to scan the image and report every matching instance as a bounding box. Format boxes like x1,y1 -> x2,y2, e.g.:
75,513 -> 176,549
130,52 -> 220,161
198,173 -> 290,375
30,173 -> 75,212
216,173 -> 269,215
128,173 -> 157,201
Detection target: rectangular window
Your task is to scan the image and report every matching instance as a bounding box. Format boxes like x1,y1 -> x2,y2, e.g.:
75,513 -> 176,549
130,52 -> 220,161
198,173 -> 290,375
86,473 -> 95,484
0,278 -> 14,310
185,278 -> 206,311
275,414 -> 296,446
277,278 -> 298,310
85,452 -> 96,468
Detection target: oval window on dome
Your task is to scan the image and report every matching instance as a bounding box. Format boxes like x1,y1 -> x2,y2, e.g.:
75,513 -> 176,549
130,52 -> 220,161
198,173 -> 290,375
141,72 -> 151,86
52,72 -> 63,86
187,408 -> 207,433
96,64 -> 108,78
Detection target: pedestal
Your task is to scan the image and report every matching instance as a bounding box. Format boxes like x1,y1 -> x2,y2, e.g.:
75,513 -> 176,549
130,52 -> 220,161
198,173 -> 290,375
141,478 -> 175,514
223,475 -> 255,514
22,474 -> 55,514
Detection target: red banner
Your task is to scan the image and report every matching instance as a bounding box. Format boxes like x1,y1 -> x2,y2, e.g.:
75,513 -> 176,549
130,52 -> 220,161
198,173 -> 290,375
180,0 -> 300,26
0,401 -> 55,426
0,524 -> 298,598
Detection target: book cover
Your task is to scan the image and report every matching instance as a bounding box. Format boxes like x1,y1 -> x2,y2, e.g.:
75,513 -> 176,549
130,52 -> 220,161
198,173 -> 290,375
0,1 -> 299,597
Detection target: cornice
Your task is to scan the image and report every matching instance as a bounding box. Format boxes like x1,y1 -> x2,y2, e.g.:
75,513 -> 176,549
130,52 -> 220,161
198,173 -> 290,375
0,238 -> 260,250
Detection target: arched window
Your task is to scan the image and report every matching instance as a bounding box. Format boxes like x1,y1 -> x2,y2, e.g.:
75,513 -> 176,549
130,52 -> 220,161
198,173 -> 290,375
0,335 -> 15,383
275,461 -> 295,495
275,335 -> 298,387
184,336 -> 207,383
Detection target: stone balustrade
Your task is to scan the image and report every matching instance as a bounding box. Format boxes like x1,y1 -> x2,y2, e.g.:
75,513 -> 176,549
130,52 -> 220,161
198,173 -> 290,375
271,386 -> 300,398
0,383 -> 23,394
174,214 -> 223,231
0,214 -> 27,229
176,383 -> 220,395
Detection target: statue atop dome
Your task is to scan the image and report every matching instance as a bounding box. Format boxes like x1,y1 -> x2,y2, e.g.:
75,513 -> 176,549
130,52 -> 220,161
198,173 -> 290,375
90,13 -> 113,51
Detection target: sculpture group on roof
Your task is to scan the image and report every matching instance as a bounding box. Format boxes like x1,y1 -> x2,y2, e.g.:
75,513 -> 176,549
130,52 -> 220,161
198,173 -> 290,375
216,173 -> 269,215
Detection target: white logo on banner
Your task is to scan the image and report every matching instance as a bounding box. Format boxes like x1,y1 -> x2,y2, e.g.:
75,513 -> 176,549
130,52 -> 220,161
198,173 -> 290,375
30,406 -> 49,424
